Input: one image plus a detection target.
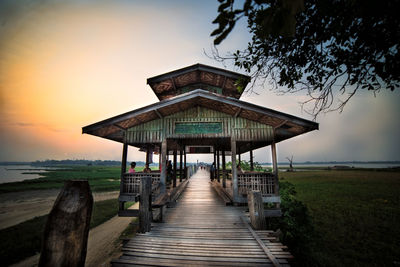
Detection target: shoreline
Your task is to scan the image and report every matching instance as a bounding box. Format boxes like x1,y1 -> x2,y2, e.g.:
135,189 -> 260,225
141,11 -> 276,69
0,189 -> 119,230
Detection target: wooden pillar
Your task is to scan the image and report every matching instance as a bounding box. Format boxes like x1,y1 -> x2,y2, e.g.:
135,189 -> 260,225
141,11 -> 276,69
139,177 -> 152,233
158,149 -> 161,171
119,137 -> 128,211
145,146 -> 149,165
39,181 -> 93,267
231,138 -> 238,202
179,148 -> 183,182
160,140 -> 167,193
184,150 -> 187,179
271,141 -> 279,194
213,149 -> 216,180
248,190 -> 266,230
222,150 -> 226,188
238,152 -> 241,165
216,150 -> 220,183
250,150 -> 254,171
173,149 -> 177,188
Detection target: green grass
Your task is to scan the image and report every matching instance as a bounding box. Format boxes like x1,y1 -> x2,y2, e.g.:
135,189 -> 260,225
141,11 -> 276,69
280,169 -> 400,266
0,198 -> 133,266
0,166 -> 159,193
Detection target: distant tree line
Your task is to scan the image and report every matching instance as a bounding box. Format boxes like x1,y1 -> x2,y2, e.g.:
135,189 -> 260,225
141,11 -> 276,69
31,159 -> 124,166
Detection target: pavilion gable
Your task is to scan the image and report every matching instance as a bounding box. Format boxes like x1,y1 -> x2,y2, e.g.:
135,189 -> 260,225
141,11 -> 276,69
126,107 -> 274,145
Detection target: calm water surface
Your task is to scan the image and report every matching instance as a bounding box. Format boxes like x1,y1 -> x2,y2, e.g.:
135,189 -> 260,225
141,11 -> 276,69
0,165 -> 56,184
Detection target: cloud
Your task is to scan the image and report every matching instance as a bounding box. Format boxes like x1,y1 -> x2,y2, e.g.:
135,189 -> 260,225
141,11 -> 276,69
5,121 -> 68,133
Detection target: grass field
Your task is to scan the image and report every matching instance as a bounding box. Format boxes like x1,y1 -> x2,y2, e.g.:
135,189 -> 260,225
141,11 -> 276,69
280,169 -> 400,266
1,166 -> 399,266
0,165 -> 158,193
0,198 -> 130,266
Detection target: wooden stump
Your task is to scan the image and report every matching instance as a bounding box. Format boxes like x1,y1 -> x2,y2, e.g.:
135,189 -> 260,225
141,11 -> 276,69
39,180 -> 93,267
139,176 -> 152,233
247,190 -> 266,230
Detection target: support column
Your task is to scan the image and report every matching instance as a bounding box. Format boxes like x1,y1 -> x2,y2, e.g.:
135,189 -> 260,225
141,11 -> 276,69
238,152 -> 241,165
158,149 -> 162,171
184,150 -> 187,179
160,139 -> 167,193
145,146 -> 150,166
271,141 -> 279,194
119,136 -> 128,211
179,148 -> 183,182
139,177 -> 152,233
216,150 -> 220,183
213,149 -> 216,181
231,138 -> 238,203
250,150 -> 254,171
222,150 -> 226,188
173,149 -> 177,188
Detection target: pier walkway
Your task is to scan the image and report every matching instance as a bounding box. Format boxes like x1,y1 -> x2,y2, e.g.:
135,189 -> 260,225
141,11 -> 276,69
112,169 -> 291,266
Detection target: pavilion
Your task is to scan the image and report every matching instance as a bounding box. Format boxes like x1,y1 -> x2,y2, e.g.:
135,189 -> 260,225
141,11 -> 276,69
82,63 -> 318,211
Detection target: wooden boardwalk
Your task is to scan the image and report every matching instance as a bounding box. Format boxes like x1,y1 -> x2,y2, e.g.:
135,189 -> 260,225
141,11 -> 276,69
112,169 -> 292,266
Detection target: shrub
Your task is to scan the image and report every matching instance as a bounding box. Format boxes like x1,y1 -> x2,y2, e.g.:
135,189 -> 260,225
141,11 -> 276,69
267,181 -> 318,266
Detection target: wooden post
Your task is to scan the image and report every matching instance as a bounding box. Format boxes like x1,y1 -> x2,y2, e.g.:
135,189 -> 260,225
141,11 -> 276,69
184,150 -> 187,179
139,176 -> 152,233
238,152 -> 241,165
179,148 -> 183,182
216,150 -> 220,183
231,138 -> 238,203
250,149 -> 254,171
213,149 -> 216,180
39,181 -> 93,267
222,150 -> 226,188
173,149 -> 177,188
158,150 -> 161,171
119,137 -> 128,211
160,139 -> 167,193
248,190 -> 266,230
271,141 -> 279,194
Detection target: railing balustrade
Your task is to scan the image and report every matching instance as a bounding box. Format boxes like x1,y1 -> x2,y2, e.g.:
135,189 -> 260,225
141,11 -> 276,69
237,172 -> 276,197
122,172 -> 161,195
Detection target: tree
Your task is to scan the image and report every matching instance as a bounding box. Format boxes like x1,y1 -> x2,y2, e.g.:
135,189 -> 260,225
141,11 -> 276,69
211,0 -> 400,117
286,155 -> 294,172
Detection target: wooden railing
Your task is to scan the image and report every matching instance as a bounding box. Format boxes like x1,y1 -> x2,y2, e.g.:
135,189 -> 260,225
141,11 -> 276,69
122,172 -> 161,195
238,172 -> 276,197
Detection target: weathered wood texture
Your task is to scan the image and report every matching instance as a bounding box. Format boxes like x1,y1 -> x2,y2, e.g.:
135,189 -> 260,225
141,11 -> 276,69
39,181 -> 93,267
112,169 -> 291,266
120,172 -> 161,196
139,177 -> 152,233
238,173 -> 276,197
248,191 -> 267,230
126,107 -> 274,143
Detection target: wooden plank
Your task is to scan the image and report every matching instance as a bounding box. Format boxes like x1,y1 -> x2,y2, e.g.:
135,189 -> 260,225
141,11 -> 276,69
248,191 -> 267,230
122,251 -> 272,264
169,179 -> 189,202
112,169 -> 291,267
122,247 -> 270,258
112,257 -> 274,267
264,209 -> 282,217
118,209 -> 139,217
139,177 -> 152,233
240,216 -> 282,267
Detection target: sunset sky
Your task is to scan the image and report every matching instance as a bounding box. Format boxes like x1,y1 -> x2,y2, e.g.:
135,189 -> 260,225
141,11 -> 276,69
1,0 -> 399,163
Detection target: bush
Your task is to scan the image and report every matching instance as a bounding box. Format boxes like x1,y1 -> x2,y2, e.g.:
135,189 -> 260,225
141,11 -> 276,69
267,181 -> 318,266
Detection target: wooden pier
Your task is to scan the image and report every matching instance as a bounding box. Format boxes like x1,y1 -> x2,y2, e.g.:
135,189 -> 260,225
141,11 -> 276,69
112,169 -> 292,266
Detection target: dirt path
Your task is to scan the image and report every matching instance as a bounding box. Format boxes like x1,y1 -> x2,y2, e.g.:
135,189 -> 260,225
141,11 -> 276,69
85,202 -> 139,267
0,189 -> 119,230
10,202 -> 139,267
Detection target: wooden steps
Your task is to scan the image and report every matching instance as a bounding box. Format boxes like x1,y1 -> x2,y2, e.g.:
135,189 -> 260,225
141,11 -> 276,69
112,169 -> 292,267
